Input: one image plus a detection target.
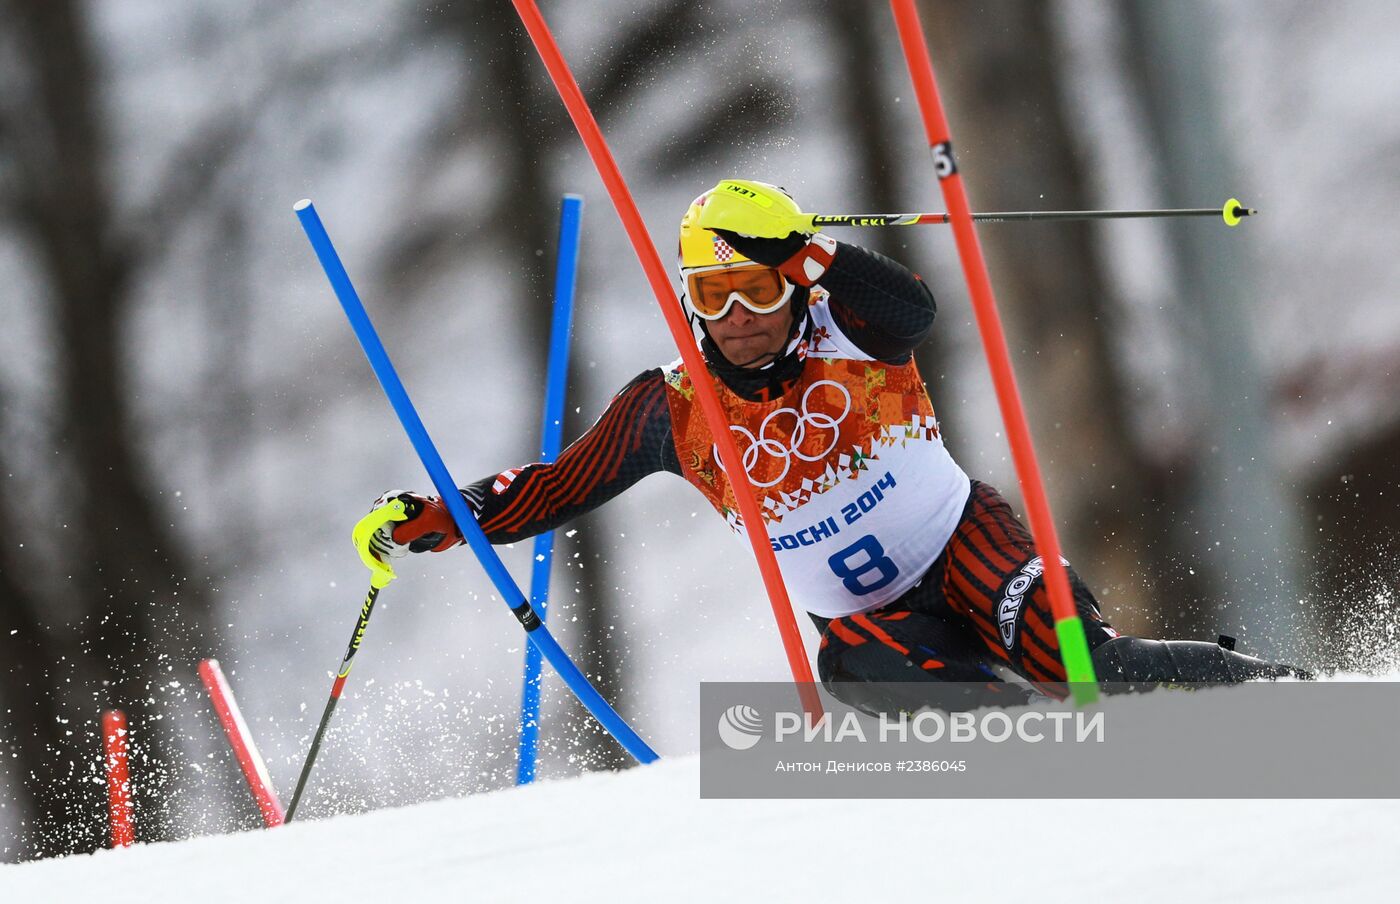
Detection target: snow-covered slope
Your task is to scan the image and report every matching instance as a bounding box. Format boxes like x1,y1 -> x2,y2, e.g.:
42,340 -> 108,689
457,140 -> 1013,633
4,754 -> 1398,903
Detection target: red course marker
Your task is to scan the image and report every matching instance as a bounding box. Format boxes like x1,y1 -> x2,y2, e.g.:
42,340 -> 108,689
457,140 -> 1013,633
889,0 -> 1097,698
199,659 -> 285,827
102,709 -> 135,848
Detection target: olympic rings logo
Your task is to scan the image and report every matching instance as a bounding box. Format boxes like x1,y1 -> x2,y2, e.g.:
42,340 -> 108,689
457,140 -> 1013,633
715,380 -> 852,488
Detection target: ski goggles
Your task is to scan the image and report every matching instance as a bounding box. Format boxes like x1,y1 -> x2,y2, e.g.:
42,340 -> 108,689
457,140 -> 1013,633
683,262 -> 796,321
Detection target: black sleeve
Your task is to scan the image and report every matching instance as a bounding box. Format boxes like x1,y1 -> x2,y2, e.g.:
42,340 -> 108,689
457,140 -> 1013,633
460,369 -> 681,544
817,241 -> 936,363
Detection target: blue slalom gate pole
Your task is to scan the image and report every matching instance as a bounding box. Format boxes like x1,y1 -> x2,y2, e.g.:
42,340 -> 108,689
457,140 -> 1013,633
294,199 -> 657,766
516,194 -> 583,785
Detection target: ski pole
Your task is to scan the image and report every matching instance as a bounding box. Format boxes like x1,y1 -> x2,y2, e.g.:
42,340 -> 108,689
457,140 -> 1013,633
294,199 -> 658,768
806,199 -> 1254,229
283,583 -> 377,822
517,193 -> 583,786
285,500 -> 407,822
708,180 -> 1251,234
889,0 -> 1100,703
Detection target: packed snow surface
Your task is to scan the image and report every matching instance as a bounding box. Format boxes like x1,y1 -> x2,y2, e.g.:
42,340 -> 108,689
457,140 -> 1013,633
4,752 -> 1399,903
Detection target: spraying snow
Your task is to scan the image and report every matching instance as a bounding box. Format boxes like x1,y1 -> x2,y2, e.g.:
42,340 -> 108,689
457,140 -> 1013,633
4,746 -> 1398,903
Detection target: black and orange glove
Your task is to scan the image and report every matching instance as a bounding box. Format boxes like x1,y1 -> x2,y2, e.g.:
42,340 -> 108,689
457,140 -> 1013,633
711,228 -> 839,288
364,490 -> 463,562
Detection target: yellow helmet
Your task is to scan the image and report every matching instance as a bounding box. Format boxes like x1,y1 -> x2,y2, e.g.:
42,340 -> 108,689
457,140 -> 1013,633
678,190 -> 751,271
678,180 -> 807,271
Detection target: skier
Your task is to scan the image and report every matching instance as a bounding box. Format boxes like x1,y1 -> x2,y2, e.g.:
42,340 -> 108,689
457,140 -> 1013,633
361,179 -> 1307,712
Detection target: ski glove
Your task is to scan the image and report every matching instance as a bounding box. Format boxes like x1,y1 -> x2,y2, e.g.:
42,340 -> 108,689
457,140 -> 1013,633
711,227 -> 838,288
364,490 -> 462,561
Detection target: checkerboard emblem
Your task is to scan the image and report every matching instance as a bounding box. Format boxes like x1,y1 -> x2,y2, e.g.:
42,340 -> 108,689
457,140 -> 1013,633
712,235 -> 735,263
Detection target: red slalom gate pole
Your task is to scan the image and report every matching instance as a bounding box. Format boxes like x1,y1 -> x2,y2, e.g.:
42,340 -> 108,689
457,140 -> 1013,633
510,0 -> 821,715
102,709 -> 135,848
199,659 -> 285,827
889,0 -> 1098,702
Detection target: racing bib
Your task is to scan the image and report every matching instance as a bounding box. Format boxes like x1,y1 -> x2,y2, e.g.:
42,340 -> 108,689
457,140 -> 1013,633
662,295 -> 970,618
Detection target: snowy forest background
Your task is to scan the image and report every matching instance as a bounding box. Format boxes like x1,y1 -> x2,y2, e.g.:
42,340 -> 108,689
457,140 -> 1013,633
1,0 -> 1398,860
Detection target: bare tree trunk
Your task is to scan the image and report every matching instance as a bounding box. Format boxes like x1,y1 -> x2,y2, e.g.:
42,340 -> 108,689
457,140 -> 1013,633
0,550 -> 105,859
1116,0 -> 1305,655
3,0 -> 216,850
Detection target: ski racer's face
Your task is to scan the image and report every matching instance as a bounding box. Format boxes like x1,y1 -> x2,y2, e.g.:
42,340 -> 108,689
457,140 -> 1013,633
706,295 -> 794,369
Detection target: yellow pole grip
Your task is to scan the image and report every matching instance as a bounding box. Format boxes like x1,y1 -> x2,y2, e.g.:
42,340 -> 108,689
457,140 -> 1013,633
351,497 -> 410,589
